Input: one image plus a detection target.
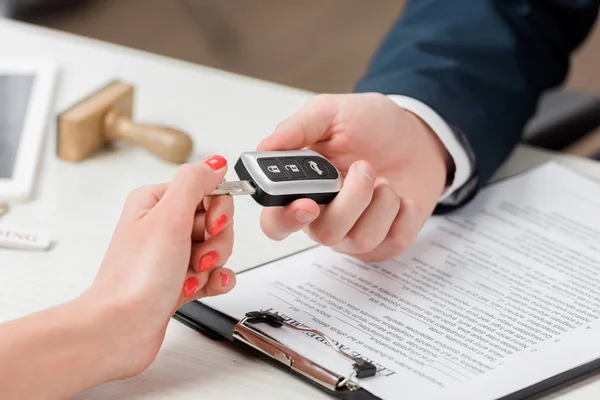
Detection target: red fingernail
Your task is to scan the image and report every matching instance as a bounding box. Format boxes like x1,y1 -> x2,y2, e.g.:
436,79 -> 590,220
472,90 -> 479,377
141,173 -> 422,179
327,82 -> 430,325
203,155 -> 227,170
198,251 -> 219,272
212,214 -> 228,235
220,272 -> 230,287
183,277 -> 200,298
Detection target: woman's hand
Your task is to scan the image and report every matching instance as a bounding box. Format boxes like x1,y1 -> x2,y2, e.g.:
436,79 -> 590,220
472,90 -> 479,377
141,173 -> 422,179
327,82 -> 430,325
82,155 -> 236,378
0,156 -> 237,400
258,93 -> 453,261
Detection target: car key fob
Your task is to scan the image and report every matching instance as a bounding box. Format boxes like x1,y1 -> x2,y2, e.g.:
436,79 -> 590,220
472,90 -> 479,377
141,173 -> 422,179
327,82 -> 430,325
210,150 -> 342,207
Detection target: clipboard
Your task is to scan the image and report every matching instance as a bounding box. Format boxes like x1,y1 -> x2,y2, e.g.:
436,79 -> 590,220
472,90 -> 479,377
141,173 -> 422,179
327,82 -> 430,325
172,247 -> 600,400
173,246 -> 381,400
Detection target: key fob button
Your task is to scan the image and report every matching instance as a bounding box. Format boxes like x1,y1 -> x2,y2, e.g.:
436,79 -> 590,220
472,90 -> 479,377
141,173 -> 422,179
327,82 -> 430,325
278,159 -> 306,179
258,158 -> 288,181
303,157 -> 330,179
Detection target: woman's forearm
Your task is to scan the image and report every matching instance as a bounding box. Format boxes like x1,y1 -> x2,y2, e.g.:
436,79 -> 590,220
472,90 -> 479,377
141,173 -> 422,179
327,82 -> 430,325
0,297 -> 122,399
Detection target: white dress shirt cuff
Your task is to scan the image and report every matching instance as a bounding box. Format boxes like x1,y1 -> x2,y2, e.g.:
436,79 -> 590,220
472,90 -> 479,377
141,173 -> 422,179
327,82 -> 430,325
387,95 -> 473,202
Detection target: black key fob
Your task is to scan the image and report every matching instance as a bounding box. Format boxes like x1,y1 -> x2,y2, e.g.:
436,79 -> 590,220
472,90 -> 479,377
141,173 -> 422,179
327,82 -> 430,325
233,150 -> 342,207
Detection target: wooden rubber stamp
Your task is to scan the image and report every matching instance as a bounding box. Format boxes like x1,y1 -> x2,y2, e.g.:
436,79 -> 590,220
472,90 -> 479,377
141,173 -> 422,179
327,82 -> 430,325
57,81 -> 193,163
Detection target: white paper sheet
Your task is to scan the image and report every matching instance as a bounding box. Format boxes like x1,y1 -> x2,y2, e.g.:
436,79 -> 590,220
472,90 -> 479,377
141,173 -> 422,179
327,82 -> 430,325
203,162 -> 600,400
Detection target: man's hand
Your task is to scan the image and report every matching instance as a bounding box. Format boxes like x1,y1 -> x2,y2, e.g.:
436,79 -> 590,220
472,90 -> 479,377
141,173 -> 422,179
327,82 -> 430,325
258,93 -> 453,261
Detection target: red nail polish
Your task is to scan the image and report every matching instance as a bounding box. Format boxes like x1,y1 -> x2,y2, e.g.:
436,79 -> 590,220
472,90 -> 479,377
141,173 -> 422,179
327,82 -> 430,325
183,277 -> 200,298
212,214 -> 228,236
204,155 -> 227,170
220,272 -> 230,287
198,251 -> 219,272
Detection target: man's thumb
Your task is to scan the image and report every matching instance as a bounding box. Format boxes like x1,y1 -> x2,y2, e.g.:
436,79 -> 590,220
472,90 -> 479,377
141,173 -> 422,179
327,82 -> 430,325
258,94 -> 339,151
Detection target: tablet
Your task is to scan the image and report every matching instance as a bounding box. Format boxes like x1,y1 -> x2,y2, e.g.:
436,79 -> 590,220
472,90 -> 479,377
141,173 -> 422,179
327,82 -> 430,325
0,59 -> 57,202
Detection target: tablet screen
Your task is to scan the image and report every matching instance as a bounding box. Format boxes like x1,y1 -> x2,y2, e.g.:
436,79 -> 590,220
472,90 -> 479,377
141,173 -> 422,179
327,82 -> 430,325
0,74 -> 34,179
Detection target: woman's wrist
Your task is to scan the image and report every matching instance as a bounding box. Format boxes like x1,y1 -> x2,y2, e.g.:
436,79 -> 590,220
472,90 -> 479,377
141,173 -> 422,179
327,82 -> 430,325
0,295 -> 131,399
49,296 -> 132,386
69,293 -> 134,382
77,285 -> 167,380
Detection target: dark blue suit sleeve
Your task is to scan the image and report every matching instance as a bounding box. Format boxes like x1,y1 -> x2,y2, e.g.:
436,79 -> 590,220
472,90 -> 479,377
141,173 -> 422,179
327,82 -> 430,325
355,0 -> 599,210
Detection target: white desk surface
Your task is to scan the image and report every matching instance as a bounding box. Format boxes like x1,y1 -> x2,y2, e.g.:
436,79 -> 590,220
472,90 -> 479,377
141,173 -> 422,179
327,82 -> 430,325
0,18 -> 599,400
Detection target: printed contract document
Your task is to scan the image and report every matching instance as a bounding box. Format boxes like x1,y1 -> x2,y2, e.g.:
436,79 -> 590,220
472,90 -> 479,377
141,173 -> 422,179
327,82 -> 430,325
203,163 -> 600,400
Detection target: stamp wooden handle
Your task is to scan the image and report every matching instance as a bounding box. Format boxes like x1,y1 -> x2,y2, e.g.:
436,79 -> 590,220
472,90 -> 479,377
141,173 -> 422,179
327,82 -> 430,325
104,108 -> 193,163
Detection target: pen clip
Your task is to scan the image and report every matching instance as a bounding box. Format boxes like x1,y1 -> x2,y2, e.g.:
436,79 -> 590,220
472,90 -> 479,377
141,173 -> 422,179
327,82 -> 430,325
233,311 -> 376,392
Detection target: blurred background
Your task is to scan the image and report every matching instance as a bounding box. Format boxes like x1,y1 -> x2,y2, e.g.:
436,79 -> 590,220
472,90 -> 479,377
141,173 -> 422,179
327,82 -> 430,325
2,0 -> 600,157
3,0 -> 600,94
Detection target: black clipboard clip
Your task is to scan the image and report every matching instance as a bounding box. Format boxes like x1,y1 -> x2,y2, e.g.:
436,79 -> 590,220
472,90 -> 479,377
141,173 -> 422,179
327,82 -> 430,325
234,311 -> 377,393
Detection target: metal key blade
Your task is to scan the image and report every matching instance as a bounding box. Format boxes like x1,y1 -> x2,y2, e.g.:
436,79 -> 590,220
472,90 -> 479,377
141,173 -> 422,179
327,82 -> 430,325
210,181 -> 256,196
